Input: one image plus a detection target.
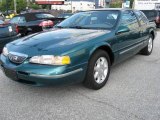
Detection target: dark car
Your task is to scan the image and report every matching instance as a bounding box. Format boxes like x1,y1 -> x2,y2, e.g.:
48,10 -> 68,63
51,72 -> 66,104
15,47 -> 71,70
9,12 -> 65,36
0,20 -> 20,52
141,10 -> 160,28
0,9 -> 157,89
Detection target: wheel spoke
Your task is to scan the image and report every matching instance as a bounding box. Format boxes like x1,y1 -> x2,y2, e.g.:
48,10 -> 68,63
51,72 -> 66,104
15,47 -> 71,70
100,58 -> 104,65
96,77 -> 101,83
94,72 -> 99,78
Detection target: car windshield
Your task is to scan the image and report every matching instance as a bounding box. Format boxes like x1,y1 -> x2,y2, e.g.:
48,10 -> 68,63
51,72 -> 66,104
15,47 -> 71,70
56,10 -> 119,29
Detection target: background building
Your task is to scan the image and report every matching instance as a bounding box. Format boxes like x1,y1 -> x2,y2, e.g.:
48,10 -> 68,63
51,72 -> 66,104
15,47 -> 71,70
51,1 -> 95,12
35,0 -> 111,11
133,0 -> 160,10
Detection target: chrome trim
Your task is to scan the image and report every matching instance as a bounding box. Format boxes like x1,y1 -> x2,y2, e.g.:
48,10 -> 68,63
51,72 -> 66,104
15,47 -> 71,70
119,42 -> 143,55
30,68 -> 83,79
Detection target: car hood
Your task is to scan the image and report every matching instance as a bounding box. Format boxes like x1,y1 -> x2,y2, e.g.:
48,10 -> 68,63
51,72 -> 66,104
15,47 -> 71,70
8,28 -> 110,56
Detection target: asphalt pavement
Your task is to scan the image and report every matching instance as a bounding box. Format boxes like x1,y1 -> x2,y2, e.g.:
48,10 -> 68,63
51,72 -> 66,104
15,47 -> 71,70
0,31 -> 160,120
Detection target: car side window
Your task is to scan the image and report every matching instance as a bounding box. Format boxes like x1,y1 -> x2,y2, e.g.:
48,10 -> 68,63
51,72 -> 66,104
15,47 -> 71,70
120,10 -> 139,30
36,14 -> 54,19
19,17 -> 26,23
45,14 -> 54,18
10,16 -> 26,24
135,11 -> 148,26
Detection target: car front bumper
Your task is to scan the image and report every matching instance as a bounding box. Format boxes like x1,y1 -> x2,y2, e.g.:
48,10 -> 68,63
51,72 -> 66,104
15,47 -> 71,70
0,54 -> 87,86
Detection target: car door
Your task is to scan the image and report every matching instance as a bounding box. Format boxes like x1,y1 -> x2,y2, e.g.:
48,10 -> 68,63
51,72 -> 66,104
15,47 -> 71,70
116,10 -> 142,62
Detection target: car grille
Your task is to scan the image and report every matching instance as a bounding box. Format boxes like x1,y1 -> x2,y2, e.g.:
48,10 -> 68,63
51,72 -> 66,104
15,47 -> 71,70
8,52 -> 27,64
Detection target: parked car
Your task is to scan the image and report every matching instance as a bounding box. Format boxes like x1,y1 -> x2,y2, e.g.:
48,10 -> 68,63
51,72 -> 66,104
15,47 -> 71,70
0,20 -> 20,52
57,13 -> 73,19
141,10 -> 160,28
0,9 -> 157,89
9,12 -> 65,36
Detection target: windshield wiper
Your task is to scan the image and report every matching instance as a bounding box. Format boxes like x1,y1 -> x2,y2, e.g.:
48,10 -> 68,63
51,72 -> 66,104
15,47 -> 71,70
55,26 -> 64,28
56,25 -> 91,29
69,26 -> 88,29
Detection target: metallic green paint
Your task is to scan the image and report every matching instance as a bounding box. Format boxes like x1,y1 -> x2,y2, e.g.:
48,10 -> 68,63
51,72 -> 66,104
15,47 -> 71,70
0,9 -> 157,86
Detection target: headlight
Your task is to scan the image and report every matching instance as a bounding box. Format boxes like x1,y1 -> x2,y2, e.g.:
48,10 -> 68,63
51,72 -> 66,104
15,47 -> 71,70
29,55 -> 71,65
2,47 -> 9,56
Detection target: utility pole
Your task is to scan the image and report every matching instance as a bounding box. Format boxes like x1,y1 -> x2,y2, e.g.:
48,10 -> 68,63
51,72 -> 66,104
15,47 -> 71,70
6,0 -> 9,15
71,0 -> 73,13
94,0 -> 96,9
27,0 -> 29,7
14,0 -> 17,13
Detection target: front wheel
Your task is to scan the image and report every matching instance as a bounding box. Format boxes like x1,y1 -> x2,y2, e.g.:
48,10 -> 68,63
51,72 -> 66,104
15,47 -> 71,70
84,50 -> 111,90
141,35 -> 153,55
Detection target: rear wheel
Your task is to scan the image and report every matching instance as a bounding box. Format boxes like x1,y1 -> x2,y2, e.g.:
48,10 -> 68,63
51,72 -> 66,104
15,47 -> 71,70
141,35 -> 153,55
84,50 -> 111,90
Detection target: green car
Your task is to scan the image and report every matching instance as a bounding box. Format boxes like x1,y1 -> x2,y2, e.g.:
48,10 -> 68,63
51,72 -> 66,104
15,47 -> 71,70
0,9 -> 157,89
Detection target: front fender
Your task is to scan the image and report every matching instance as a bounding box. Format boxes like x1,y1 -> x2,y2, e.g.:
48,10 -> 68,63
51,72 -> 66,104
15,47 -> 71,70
89,42 -> 112,58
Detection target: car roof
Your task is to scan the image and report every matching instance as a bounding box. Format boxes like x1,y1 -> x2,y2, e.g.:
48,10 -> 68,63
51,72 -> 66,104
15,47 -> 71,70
16,12 -> 49,17
13,12 -> 50,22
89,8 -> 132,11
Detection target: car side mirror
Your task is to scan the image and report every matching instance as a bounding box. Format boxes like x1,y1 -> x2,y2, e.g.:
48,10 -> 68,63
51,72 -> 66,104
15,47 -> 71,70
116,26 -> 130,35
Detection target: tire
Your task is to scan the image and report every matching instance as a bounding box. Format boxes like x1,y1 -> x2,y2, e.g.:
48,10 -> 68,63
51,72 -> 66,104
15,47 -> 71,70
84,50 -> 111,90
141,35 -> 154,56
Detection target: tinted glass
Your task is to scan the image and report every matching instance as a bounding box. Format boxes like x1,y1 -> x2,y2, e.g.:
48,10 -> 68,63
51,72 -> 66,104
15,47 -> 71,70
135,11 -> 148,25
36,14 -> 54,19
57,11 -> 120,29
10,16 -> 26,24
120,10 -> 139,30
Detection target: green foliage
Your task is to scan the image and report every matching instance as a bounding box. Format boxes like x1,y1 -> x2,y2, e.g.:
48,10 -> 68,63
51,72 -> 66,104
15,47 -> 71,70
110,1 -> 122,8
130,0 -> 134,8
0,0 -> 42,13
29,3 -> 41,10
16,0 -> 27,13
0,0 -> 27,13
109,0 -> 134,8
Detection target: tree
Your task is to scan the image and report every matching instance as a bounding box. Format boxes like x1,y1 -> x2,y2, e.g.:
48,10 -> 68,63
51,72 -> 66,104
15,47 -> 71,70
0,0 -> 13,12
12,0 -> 27,13
110,0 -> 122,8
0,0 -> 27,13
29,3 -> 41,10
130,0 -> 134,8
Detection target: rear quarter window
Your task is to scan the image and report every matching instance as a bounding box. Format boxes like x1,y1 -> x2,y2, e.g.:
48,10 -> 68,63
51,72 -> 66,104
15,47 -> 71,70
120,10 -> 139,30
135,11 -> 148,25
